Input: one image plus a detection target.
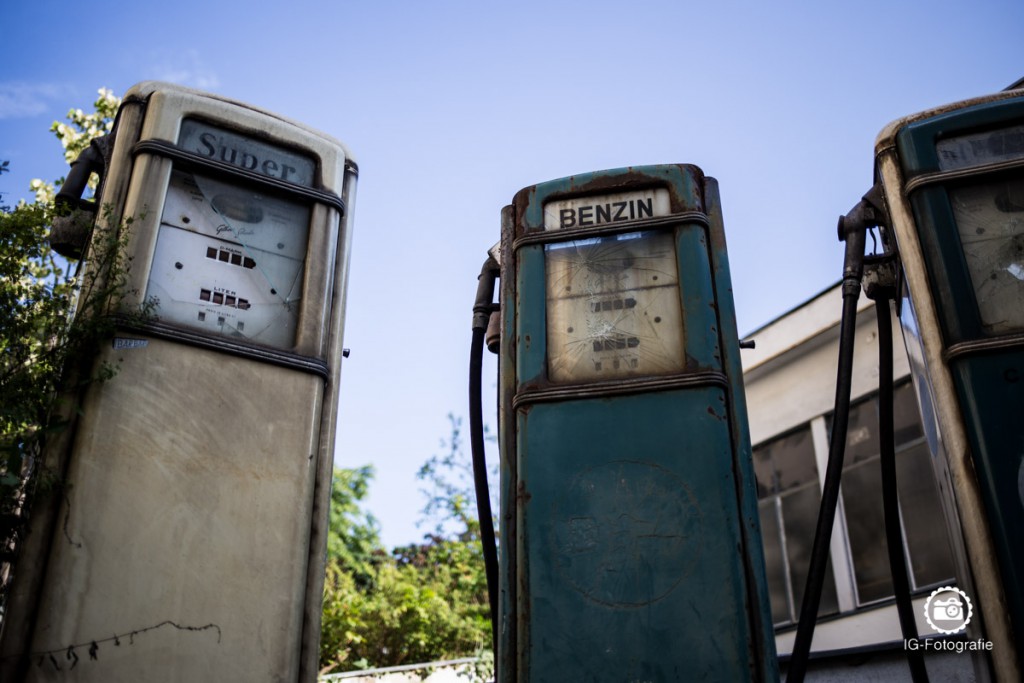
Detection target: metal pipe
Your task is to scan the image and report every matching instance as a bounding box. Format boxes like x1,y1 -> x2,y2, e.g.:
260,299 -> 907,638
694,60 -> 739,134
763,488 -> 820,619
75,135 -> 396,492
50,137 -> 111,259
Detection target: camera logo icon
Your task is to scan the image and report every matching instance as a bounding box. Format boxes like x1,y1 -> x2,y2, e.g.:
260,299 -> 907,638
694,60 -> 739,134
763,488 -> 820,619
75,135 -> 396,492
924,586 -> 972,634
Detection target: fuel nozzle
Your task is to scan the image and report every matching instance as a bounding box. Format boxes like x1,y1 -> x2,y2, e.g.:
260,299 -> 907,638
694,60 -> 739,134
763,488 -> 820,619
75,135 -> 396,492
485,311 -> 501,354
473,255 -> 500,334
837,183 -> 888,297
838,183 -> 899,301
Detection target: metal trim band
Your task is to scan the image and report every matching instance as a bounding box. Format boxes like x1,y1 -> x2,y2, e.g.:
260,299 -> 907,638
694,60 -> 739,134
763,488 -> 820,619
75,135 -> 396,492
944,333 -> 1024,363
115,317 -> 331,380
133,139 -> 346,214
511,212 -> 709,252
904,157 -> 1024,195
512,371 -> 729,409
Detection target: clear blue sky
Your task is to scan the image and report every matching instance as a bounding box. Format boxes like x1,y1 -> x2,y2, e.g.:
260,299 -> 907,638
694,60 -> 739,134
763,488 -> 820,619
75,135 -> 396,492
3,0 -> 1022,549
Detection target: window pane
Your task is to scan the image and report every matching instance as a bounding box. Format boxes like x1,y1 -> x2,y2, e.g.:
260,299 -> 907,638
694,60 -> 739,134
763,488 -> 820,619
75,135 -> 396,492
896,442 -> 957,587
842,458 -> 893,603
782,484 -> 839,618
758,499 -> 791,624
753,427 -> 818,497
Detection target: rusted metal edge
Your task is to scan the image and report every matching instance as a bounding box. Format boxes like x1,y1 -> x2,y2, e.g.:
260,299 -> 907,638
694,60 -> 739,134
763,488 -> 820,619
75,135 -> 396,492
511,212 -> 708,252
511,371 -> 729,409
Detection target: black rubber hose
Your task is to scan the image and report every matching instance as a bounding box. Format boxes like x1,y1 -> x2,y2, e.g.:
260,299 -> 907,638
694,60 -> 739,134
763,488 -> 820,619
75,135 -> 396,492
470,259 -> 500,651
877,298 -> 930,682
786,288 -> 859,682
787,221 -> 866,683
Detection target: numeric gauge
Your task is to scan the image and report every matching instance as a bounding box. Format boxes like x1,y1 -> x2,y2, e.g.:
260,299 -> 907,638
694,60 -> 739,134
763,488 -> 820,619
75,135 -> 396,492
146,168 -> 311,348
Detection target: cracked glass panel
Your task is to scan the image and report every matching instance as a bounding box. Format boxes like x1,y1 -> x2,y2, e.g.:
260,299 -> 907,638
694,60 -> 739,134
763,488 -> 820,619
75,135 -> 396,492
545,231 -> 684,383
948,173 -> 1024,335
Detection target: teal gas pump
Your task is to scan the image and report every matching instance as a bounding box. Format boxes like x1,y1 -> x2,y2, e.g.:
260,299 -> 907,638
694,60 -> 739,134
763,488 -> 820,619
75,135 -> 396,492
492,165 -> 777,681
873,85 -> 1024,681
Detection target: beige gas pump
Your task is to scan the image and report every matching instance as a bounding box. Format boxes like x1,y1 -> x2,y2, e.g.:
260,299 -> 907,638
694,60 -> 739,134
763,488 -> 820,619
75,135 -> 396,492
0,82 -> 356,682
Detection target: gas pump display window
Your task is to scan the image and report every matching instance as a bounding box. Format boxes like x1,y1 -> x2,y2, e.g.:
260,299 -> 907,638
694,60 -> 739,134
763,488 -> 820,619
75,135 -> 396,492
544,230 -> 684,383
936,123 -> 1024,171
947,174 -> 1024,335
147,168 -> 311,348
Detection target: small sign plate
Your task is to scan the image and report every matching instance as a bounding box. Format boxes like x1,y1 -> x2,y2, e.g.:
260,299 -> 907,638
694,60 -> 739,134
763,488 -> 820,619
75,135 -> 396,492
179,119 -> 316,188
113,337 -> 149,350
543,188 -> 671,231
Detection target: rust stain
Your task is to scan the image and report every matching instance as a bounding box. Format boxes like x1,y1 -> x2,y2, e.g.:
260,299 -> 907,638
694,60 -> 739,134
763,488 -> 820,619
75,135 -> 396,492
706,405 -> 726,421
517,480 -> 532,504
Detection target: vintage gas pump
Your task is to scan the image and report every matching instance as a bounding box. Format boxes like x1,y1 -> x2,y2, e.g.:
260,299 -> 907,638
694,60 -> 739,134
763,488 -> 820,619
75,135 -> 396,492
873,86 -> 1024,680
493,165 -> 777,681
0,82 -> 356,682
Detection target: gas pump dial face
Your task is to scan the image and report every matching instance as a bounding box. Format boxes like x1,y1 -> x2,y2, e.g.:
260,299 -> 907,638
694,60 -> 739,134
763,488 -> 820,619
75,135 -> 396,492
545,231 -> 685,383
949,175 -> 1024,335
147,168 -> 311,348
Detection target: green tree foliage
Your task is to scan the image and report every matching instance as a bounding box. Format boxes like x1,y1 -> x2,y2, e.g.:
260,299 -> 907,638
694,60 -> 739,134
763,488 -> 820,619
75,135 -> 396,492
320,541 -> 489,673
318,418 -> 494,677
326,465 -> 383,587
